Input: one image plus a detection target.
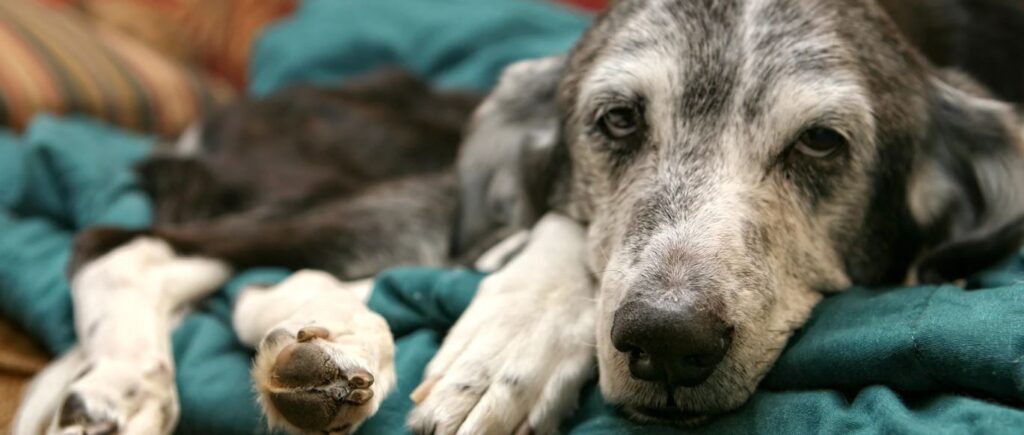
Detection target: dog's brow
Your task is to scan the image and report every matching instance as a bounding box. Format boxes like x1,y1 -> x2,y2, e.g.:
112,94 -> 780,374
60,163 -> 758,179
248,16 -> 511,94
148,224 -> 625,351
738,0 -> 856,123
732,76 -> 875,184
577,48 -> 677,120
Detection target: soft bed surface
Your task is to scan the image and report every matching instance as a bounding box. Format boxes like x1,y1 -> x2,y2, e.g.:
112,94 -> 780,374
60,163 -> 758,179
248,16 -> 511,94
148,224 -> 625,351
2,0 -> 1023,434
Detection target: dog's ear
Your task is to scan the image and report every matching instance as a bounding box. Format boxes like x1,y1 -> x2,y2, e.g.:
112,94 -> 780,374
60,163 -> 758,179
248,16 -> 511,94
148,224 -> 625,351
452,55 -> 567,259
910,73 -> 1024,284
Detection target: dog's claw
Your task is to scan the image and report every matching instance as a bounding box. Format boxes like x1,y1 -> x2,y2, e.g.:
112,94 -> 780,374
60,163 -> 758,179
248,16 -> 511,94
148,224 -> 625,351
297,325 -> 330,342
60,425 -> 117,435
348,370 -> 373,388
410,376 -> 437,405
345,389 -> 373,405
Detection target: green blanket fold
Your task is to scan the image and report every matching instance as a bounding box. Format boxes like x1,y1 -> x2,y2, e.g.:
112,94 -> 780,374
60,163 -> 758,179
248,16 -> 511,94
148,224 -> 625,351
2,0 -> 1023,434
250,0 -> 590,95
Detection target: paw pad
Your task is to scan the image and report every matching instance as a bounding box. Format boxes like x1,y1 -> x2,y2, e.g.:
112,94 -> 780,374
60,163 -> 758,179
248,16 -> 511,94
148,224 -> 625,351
272,342 -> 343,388
266,337 -> 378,432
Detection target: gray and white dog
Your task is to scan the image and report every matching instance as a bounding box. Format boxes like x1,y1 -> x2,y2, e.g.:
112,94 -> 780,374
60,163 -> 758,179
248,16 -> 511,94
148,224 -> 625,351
16,0 -> 1024,434
428,0 -> 1024,431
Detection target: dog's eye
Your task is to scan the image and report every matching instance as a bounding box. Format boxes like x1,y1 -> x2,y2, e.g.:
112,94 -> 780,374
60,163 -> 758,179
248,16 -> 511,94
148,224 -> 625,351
794,127 -> 846,158
598,107 -> 640,139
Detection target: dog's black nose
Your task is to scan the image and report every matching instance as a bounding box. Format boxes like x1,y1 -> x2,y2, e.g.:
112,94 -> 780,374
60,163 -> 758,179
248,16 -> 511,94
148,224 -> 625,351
611,299 -> 733,387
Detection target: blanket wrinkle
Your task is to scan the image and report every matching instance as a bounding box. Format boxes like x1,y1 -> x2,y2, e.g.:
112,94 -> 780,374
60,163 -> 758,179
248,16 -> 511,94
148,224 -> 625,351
908,285 -> 943,394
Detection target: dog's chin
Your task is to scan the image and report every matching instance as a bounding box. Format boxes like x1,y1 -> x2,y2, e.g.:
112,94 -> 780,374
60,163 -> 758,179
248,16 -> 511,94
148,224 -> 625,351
606,381 -> 734,426
599,369 -> 748,424
623,404 -> 712,426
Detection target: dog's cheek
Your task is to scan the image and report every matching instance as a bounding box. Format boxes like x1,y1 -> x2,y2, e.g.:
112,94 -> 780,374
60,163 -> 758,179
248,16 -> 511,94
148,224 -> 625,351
584,208 -> 629,273
715,281 -> 822,404
712,213 -> 830,401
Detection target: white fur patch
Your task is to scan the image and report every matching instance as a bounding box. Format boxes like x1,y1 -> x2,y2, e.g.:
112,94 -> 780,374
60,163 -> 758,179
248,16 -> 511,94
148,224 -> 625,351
408,213 -> 596,435
14,237 -> 230,435
236,270 -> 394,434
473,230 -> 529,272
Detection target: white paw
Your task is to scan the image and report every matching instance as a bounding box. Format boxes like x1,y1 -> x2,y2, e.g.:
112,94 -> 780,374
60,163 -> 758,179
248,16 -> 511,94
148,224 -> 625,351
55,357 -> 177,435
73,237 -> 231,317
246,271 -> 395,434
51,236 -> 231,435
407,268 -> 597,435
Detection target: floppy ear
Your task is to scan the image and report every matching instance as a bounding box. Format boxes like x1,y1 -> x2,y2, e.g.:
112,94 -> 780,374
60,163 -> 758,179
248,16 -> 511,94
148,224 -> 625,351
452,55 -> 567,260
910,74 -> 1024,284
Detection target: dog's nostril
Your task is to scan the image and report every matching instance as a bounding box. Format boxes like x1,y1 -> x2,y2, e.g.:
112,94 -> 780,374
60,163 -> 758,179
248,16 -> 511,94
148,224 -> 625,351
626,348 -> 665,382
684,355 -> 706,367
611,299 -> 733,387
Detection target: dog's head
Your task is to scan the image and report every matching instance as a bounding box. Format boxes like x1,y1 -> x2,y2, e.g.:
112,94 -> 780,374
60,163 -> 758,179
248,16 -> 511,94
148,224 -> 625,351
457,0 -> 1024,423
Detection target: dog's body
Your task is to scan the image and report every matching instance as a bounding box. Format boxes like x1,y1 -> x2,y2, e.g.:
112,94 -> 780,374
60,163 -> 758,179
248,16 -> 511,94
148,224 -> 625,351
12,70 -> 482,435
15,1 -> 1024,434
123,69 -> 481,278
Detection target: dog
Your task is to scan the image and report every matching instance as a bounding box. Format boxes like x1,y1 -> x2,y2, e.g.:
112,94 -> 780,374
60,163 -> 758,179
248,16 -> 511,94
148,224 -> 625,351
15,0 -> 1024,434
13,69 -> 492,435
413,0 -> 1024,432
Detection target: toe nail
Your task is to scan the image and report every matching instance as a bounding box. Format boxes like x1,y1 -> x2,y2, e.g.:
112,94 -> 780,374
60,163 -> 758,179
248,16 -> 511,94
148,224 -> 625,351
348,370 -> 374,388
262,328 -> 292,348
345,388 -> 373,404
297,326 -> 330,342
410,377 -> 438,405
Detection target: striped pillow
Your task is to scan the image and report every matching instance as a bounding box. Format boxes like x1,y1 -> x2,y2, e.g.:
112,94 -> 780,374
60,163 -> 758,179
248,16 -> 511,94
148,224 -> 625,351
0,1 -> 235,136
69,0 -> 299,90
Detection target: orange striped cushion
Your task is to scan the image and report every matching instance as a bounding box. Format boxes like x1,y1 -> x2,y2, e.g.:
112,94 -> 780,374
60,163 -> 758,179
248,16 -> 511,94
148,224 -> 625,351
0,1 -> 235,136
50,0 -> 298,89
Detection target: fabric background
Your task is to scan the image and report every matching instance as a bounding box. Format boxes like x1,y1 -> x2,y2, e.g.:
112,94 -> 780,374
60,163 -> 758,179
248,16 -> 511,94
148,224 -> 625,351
0,1 -> 234,136
41,0 -> 299,88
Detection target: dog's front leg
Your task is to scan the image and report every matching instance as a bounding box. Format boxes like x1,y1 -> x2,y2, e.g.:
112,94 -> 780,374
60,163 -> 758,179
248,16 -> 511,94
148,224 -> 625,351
51,235 -> 229,435
408,212 -> 596,435
234,271 -> 394,435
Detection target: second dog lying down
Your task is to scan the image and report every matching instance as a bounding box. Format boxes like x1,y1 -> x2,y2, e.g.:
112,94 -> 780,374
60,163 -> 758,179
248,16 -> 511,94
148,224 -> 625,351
14,70 -> 497,434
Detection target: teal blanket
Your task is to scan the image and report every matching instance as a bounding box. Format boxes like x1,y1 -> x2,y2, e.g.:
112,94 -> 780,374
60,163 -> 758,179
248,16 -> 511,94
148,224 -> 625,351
2,0 -> 1023,433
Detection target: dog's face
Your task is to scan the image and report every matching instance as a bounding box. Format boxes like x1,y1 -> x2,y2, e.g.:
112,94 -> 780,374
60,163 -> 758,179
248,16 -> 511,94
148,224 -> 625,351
458,0 -> 1024,424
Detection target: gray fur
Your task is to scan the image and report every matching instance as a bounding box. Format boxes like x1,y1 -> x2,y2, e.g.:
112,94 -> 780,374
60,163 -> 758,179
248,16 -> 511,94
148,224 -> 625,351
454,56 -> 567,260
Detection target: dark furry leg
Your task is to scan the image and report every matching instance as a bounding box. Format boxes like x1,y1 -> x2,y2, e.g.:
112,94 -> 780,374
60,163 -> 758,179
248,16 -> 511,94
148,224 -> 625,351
71,171 -> 458,280
154,172 -> 459,279
135,156 -> 238,226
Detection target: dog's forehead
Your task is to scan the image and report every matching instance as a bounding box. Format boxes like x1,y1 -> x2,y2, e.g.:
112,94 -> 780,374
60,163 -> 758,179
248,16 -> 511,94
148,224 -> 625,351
576,0 -> 870,122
